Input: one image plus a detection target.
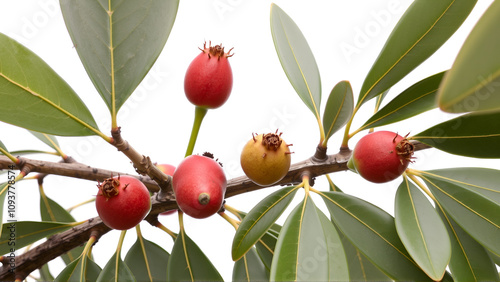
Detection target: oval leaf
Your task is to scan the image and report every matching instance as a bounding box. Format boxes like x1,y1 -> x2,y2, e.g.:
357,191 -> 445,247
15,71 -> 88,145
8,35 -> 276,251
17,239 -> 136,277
438,1 -> 500,113
167,229 -> 223,281
29,131 -> 60,151
437,207 -> 500,282
320,191 -> 432,281
97,251 -> 136,282
270,4 -> 321,118
360,71 -> 446,131
39,193 -> 83,265
420,174 -> 500,256
358,0 -> 476,106
423,167 -> 500,205
60,0 -> 179,114
55,254 -> 102,282
412,111 -> 500,158
124,235 -> 170,282
255,224 -> 281,272
316,208 -> 349,281
232,185 -> 298,261
395,178 -> 451,280
270,197 -> 331,281
0,221 -> 77,255
323,81 -> 354,143
232,247 -> 269,282
0,33 -> 100,136
337,226 -> 391,281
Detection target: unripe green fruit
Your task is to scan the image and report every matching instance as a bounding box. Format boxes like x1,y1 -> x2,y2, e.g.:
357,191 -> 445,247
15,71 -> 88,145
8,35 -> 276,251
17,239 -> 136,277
350,131 -> 414,183
240,132 -> 292,186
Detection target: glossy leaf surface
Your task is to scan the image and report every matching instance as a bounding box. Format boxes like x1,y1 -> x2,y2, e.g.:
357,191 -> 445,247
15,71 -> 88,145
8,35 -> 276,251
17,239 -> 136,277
270,4 -> 321,118
39,193 -> 82,265
437,207 -> 500,282
124,235 -> 170,282
96,251 -> 136,282
270,197 -> 331,281
413,111 -> 500,158
232,247 -> 269,282
54,254 -> 102,282
0,33 -> 99,136
232,186 -> 298,261
361,71 -> 445,131
395,178 -> 451,280
321,191 -> 432,281
323,81 -> 354,143
421,174 -> 500,256
358,0 -> 476,106
29,131 -> 60,151
438,0 -> 500,113
0,221 -> 76,255
60,0 -> 179,113
167,229 -> 223,281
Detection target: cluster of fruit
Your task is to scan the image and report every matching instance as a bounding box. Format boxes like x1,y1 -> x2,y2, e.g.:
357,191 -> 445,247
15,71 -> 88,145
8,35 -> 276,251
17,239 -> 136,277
95,42 -> 414,231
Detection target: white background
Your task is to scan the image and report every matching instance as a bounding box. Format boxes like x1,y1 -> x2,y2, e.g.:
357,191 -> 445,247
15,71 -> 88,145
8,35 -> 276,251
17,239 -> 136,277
0,0 -> 498,280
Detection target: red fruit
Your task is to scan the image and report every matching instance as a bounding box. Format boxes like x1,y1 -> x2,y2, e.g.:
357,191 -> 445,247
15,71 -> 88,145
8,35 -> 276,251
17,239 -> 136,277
184,42 -> 233,109
350,131 -> 414,183
156,163 -> 176,176
156,164 -> 177,216
96,175 -> 151,230
172,154 -> 227,219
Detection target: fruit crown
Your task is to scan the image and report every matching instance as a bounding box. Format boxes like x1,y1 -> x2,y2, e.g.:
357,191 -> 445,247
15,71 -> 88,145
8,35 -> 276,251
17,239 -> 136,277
200,41 -> 234,60
98,176 -> 121,199
261,132 -> 283,151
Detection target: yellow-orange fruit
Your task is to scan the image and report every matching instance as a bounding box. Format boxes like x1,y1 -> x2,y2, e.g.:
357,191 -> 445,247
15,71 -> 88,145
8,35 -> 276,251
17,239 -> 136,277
240,132 -> 292,186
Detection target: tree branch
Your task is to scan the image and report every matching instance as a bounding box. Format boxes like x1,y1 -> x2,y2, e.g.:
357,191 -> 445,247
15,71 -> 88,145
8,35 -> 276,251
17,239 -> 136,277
0,141 -> 430,280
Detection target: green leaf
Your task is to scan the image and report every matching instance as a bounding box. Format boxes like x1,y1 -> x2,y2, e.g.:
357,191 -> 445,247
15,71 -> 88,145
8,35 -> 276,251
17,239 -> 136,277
232,247 -> 269,282
420,174 -> 500,256
55,254 -> 102,282
96,251 -> 136,282
395,178 -> 451,280
232,186 -> 298,261
0,221 -> 76,255
316,208 -> 349,281
323,81 -> 354,143
255,224 -> 281,272
124,235 -> 170,282
337,227 -> 391,281
167,229 -> 223,282
0,33 -> 100,136
438,1 -> 500,113
29,131 -> 59,151
40,193 -> 83,265
358,0 -> 476,107
60,0 -> 179,114
413,111 -> 500,158
270,4 -> 321,118
320,191 -> 432,281
39,264 -> 55,282
360,71 -> 446,131
270,197 -> 331,281
423,167 -> 500,205
437,207 -> 500,282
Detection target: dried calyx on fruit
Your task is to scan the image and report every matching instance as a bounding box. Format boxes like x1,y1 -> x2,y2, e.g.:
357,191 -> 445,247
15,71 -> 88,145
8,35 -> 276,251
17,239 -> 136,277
349,131 -> 415,183
240,130 -> 293,186
95,175 -> 152,230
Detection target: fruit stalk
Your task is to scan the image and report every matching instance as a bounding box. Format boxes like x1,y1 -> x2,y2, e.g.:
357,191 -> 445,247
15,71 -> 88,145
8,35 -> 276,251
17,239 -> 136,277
184,106 -> 208,157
